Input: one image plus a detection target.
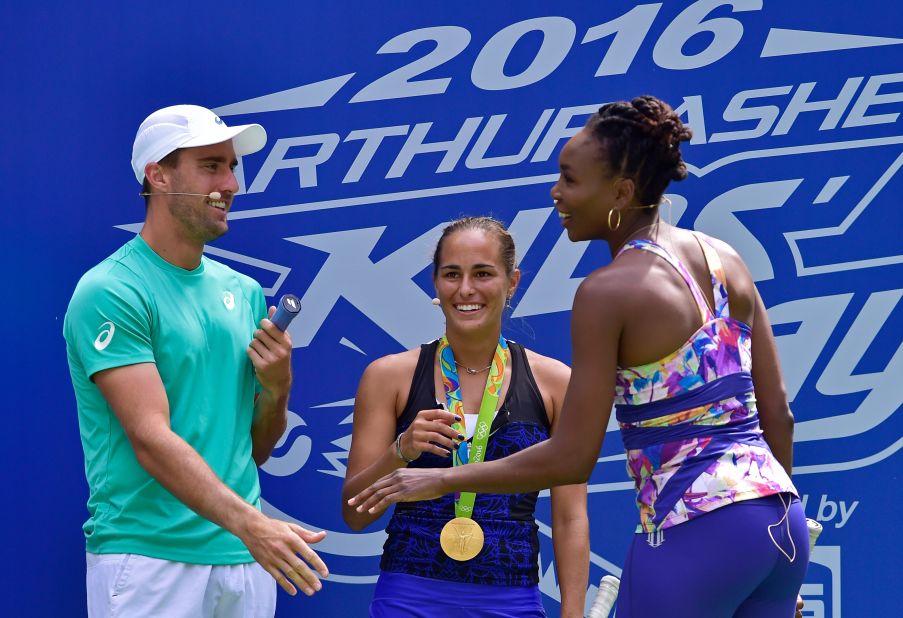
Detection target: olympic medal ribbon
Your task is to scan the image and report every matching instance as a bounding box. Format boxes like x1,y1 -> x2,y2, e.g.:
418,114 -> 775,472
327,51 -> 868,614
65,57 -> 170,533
437,335 -> 508,560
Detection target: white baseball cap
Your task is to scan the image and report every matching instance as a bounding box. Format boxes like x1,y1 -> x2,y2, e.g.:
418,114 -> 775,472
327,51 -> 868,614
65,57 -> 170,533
131,104 -> 267,183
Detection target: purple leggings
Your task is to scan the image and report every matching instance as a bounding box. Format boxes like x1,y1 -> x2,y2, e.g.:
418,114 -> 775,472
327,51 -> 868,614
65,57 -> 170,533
618,494 -> 809,617
370,571 -> 546,617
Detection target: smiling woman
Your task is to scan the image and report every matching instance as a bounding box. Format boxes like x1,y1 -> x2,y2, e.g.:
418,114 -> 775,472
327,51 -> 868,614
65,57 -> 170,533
340,216 -> 589,618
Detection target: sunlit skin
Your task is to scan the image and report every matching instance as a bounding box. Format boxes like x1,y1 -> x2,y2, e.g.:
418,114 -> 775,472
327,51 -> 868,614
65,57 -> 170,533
141,141 -> 240,269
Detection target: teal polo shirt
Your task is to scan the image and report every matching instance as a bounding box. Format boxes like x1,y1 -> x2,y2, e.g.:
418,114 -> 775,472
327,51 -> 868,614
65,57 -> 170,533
64,234 -> 266,564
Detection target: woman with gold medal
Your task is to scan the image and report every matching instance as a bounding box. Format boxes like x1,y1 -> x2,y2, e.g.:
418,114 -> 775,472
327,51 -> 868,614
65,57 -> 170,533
341,217 -> 589,617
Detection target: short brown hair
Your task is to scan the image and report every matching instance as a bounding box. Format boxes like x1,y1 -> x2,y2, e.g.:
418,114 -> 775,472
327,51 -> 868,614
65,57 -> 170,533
140,149 -> 182,207
432,216 -> 516,279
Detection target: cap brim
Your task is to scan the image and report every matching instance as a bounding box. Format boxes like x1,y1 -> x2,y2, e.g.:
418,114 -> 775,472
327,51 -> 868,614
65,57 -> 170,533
181,123 -> 267,157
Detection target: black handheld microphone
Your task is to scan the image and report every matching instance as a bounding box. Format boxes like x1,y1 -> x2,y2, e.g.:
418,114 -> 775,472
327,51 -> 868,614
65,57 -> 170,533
271,294 -> 302,331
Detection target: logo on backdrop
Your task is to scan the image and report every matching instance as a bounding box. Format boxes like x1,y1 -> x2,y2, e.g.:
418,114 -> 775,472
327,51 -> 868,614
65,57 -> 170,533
802,545 -> 843,617
119,2 -> 902,605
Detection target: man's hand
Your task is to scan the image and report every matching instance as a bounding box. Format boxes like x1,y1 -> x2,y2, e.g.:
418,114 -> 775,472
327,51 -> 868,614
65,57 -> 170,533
248,306 -> 293,395
240,512 -> 329,596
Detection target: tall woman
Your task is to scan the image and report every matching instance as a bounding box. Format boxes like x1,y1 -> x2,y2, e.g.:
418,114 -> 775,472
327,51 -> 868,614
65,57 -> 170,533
351,97 -> 809,617
341,217 -> 589,617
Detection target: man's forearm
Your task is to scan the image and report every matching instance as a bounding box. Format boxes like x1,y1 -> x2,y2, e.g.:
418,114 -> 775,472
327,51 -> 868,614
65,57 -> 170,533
251,387 -> 290,465
133,422 -> 330,596
132,427 -> 264,538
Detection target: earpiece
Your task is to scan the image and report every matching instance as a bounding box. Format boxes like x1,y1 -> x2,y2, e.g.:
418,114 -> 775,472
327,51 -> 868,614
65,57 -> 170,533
138,191 -> 223,199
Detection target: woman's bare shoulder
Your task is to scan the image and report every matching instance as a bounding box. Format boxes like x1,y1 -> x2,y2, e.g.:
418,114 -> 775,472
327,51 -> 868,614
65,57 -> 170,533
696,232 -> 757,308
362,347 -> 422,382
692,231 -> 745,270
578,256 -> 661,310
522,347 -> 570,381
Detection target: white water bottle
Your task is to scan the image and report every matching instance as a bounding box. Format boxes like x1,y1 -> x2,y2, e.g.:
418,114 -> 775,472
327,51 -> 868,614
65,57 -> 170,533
806,518 -> 823,553
588,575 -> 620,618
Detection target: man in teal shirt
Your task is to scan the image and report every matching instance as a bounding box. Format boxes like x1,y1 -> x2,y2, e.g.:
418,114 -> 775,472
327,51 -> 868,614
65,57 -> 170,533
64,105 -> 328,617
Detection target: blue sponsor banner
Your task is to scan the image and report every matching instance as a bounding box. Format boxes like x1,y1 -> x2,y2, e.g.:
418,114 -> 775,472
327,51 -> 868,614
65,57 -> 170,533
4,1 -> 900,616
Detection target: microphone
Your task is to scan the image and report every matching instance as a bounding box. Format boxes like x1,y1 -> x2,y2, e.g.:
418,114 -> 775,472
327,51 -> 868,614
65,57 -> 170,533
271,294 -> 302,331
138,191 -> 223,199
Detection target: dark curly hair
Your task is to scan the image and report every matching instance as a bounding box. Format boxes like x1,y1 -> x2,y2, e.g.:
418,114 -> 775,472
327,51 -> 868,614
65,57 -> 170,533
432,216 -> 516,279
585,95 -> 693,206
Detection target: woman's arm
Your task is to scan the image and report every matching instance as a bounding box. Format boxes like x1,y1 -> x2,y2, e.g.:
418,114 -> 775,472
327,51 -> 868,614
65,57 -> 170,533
530,351 -> 589,618
341,355 -> 413,530
749,287 -> 794,474
341,352 -> 461,530
711,236 -> 794,474
551,483 -> 589,617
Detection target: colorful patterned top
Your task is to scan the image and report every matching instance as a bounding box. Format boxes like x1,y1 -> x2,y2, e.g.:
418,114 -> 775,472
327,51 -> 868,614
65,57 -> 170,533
613,234 -> 797,534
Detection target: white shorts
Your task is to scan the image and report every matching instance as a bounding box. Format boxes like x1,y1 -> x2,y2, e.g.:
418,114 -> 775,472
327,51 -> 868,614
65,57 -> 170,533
86,552 -> 277,618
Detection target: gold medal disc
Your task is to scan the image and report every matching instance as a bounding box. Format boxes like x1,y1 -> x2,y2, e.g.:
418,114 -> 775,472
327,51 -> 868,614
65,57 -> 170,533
440,517 -> 484,561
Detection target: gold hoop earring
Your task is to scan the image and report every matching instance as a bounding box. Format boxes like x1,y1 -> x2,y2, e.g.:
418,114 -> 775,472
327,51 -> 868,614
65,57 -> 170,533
607,208 -> 622,231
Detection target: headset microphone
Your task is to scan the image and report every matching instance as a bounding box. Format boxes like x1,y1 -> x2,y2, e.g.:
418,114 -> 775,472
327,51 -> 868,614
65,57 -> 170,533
138,191 -> 223,199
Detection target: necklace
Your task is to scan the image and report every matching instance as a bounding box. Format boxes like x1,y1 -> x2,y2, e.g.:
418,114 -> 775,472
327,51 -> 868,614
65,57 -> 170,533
454,360 -> 492,375
612,220 -> 658,255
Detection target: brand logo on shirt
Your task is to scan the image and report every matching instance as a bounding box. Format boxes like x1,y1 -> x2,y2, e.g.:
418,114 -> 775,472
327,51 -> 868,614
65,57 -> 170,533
93,321 -> 115,351
223,291 -> 235,310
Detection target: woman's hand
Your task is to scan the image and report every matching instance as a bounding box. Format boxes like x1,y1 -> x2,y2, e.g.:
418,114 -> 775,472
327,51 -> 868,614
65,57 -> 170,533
796,594 -> 804,618
348,467 -> 450,515
397,408 -> 462,462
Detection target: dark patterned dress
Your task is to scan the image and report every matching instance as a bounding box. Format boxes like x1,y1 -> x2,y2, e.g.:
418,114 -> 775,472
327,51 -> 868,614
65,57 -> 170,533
379,340 -> 551,587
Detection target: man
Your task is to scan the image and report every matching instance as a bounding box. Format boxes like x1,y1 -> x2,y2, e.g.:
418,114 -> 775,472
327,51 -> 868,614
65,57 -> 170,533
63,104 -> 328,617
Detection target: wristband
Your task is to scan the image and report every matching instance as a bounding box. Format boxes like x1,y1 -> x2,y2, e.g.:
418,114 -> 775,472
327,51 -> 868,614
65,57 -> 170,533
395,433 -> 414,463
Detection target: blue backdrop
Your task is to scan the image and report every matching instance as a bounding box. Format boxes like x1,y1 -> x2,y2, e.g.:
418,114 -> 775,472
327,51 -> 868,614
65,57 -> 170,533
4,2 -> 901,616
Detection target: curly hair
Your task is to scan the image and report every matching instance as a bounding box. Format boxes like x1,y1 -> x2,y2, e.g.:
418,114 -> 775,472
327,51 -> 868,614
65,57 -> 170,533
432,216 -> 516,279
585,95 -> 693,206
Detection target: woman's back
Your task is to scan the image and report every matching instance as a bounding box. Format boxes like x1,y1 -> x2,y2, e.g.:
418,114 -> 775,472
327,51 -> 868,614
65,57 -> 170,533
606,225 -> 756,369
604,225 -> 796,535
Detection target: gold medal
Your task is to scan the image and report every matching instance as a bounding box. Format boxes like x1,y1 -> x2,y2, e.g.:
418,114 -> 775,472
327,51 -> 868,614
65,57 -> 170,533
440,517 -> 484,561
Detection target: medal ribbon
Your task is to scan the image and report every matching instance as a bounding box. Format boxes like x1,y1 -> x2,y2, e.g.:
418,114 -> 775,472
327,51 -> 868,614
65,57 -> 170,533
438,334 -> 508,519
